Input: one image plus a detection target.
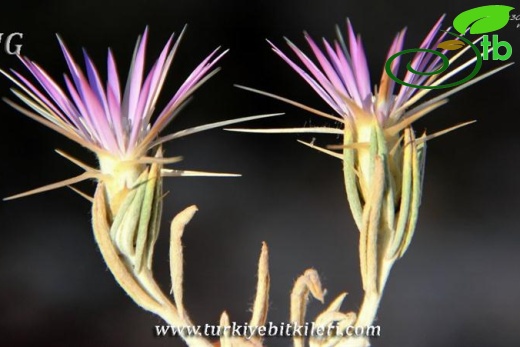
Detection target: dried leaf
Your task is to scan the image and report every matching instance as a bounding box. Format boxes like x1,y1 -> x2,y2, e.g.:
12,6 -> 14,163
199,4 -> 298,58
250,242 -> 270,328
291,269 -> 325,347
170,205 -> 199,319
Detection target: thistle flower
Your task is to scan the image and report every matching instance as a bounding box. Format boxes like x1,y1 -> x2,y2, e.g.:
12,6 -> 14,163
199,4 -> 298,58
231,17 -> 509,346
2,28 -> 280,346
2,28 -> 277,208
233,16 -> 509,259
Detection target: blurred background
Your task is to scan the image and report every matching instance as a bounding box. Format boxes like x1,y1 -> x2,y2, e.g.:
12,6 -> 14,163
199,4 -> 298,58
1,0 -> 519,346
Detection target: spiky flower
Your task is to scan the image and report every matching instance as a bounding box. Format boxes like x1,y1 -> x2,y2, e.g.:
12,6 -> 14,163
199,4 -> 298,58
9,28 -> 226,154
267,16 -> 462,244
2,28 -> 220,204
2,25 -> 281,271
233,17 -> 509,346
2,28 -> 281,346
2,28 -> 276,208
235,16 -> 508,258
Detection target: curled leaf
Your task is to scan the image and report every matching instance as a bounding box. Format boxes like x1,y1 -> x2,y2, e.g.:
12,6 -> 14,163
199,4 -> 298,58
453,5 -> 514,35
290,269 -> 325,347
170,205 -> 199,319
437,39 -> 466,51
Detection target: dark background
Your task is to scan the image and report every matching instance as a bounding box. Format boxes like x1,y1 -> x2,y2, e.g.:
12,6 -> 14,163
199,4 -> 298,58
1,0 -> 519,346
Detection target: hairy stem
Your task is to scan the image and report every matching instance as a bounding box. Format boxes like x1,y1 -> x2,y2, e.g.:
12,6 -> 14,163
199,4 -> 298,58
92,183 -> 211,347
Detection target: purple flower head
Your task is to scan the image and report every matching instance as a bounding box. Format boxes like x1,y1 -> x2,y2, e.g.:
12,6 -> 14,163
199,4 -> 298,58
2,27 -> 226,159
268,16 -> 495,127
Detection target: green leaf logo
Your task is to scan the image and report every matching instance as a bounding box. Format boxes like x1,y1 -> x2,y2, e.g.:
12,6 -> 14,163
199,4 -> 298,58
437,39 -> 466,51
453,5 -> 514,35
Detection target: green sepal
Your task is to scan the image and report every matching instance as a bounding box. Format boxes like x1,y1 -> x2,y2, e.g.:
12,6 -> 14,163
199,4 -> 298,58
116,170 -> 148,258
109,186 -> 139,243
399,138 -> 426,257
146,163 -> 163,270
342,124 -> 363,231
107,149 -> 165,272
387,128 -> 414,259
134,168 -> 157,272
374,123 -> 396,231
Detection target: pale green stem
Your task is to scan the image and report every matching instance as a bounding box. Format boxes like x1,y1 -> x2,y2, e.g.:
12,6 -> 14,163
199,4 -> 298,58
138,269 -> 213,347
356,257 -> 394,327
